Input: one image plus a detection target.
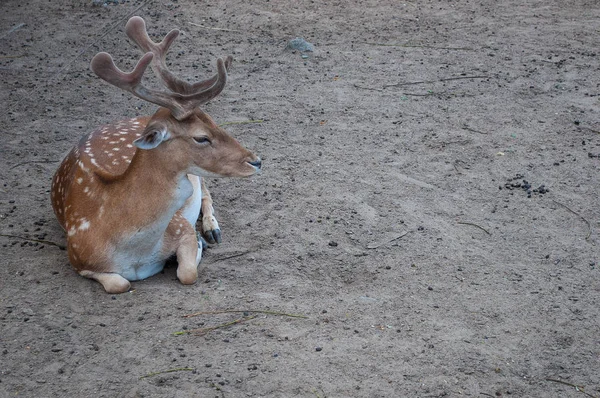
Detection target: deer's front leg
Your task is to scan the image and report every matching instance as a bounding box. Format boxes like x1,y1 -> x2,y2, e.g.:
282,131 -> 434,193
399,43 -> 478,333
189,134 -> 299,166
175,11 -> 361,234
165,213 -> 202,285
200,178 -> 222,244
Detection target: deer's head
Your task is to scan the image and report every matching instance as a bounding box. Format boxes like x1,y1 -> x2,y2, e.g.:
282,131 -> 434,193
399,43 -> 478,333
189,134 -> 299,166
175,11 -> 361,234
90,16 -> 261,178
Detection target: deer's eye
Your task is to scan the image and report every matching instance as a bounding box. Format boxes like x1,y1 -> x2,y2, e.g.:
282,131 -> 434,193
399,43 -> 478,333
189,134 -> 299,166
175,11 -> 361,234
193,136 -> 211,144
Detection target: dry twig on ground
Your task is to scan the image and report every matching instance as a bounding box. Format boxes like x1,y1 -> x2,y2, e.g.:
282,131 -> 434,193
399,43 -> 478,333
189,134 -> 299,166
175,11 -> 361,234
457,221 -> 491,235
553,200 -> 592,240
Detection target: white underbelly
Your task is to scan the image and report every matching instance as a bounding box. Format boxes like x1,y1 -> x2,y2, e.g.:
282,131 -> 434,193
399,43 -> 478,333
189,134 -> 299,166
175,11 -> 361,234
120,258 -> 165,281
113,238 -> 166,281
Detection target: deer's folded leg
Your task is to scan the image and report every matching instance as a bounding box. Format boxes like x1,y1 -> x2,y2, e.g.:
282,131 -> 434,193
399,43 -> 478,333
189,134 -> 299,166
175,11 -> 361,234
79,271 -> 131,294
164,212 -> 201,285
200,178 -> 222,244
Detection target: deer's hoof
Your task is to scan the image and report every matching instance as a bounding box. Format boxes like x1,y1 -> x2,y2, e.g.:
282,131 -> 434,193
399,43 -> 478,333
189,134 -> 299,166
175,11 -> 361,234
204,228 -> 222,244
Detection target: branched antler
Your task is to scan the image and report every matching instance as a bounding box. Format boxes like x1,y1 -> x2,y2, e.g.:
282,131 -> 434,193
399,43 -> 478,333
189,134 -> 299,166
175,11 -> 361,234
125,16 -> 232,95
90,16 -> 233,121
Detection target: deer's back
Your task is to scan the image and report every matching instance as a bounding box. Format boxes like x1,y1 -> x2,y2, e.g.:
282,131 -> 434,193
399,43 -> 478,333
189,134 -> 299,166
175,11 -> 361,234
51,116 -> 151,230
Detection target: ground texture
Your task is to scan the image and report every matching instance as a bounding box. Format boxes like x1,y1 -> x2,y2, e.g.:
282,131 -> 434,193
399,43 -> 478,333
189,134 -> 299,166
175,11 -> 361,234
1,0 -> 599,397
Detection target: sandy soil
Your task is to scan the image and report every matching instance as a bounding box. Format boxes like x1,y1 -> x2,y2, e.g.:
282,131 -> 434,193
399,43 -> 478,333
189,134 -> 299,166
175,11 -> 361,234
1,0 -> 599,397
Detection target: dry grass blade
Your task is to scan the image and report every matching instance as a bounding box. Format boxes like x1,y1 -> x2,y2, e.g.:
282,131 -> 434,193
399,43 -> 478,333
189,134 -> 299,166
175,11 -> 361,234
367,231 -> 409,249
352,83 -> 383,91
10,159 -> 56,170
545,378 -> 598,398
1,23 -> 25,40
383,75 -> 489,89
183,309 -> 309,319
206,250 -> 251,263
553,200 -> 592,240
457,221 -> 491,235
174,315 -> 258,336
140,367 -> 195,380
0,54 -> 27,60
0,234 -> 66,250
362,42 -> 475,51
354,76 -> 490,91
462,124 -> 488,134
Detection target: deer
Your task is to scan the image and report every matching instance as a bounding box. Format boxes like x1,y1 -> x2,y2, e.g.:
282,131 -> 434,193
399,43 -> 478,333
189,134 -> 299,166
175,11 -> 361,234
50,16 -> 261,294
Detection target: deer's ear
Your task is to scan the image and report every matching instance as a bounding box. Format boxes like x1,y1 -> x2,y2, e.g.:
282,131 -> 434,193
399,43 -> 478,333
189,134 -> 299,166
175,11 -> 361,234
134,129 -> 171,150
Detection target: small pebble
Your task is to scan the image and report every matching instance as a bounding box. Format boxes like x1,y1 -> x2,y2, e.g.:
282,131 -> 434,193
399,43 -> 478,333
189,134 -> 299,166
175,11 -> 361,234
315,347 -> 323,352
286,37 -> 315,52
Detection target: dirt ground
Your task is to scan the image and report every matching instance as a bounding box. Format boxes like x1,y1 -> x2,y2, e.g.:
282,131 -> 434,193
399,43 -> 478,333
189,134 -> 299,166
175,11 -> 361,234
1,0 -> 599,397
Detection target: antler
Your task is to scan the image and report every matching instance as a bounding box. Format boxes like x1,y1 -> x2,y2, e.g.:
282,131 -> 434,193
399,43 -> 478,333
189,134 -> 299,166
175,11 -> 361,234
90,16 -> 232,121
125,16 -> 232,95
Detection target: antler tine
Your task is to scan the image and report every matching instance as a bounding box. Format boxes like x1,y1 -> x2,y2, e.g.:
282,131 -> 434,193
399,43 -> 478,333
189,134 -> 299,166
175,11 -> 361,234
125,16 -> 233,96
189,55 -> 233,93
185,57 -> 229,106
90,52 -> 190,120
125,16 -> 189,94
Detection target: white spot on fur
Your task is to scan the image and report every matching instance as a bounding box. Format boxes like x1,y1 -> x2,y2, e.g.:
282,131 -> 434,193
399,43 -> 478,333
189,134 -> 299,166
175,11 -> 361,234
79,219 -> 90,231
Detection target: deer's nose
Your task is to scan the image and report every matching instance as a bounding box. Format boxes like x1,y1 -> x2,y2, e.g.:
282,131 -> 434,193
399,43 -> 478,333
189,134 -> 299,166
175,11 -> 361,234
248,158 -> 262,170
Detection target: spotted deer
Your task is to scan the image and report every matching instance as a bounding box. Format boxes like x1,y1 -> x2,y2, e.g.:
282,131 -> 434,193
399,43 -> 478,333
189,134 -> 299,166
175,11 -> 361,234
51,16 -> 261,293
